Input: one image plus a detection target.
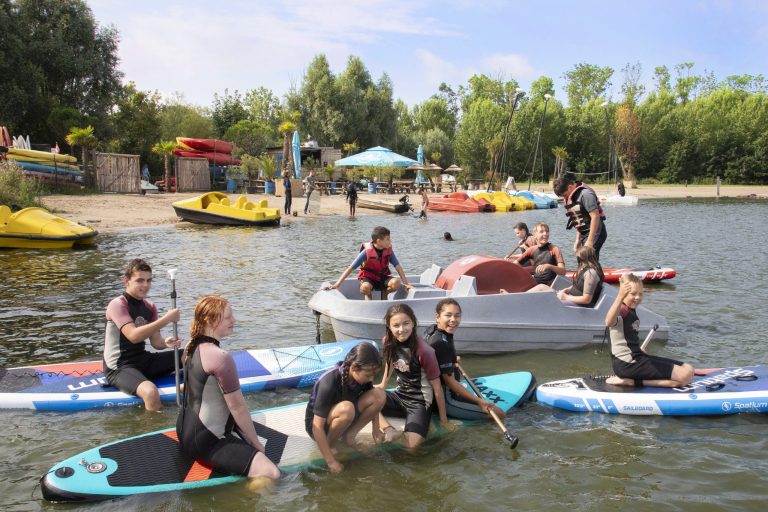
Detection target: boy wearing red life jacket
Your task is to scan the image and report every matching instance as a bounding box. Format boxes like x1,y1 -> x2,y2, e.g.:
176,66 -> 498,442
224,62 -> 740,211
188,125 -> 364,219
326,226 -> 413,300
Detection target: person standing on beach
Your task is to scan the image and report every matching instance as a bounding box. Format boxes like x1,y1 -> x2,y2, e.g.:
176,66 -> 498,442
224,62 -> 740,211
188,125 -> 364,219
553,176 -> 607,260
303,170 -> 317,214
283,171 -> 292,215
103,259 -> 182,412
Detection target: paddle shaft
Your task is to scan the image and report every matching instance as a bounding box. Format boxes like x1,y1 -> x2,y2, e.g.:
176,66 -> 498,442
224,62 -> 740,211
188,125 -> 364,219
457,364 -> 519,449
640,323 -> 659,351
168,270 -> 181,406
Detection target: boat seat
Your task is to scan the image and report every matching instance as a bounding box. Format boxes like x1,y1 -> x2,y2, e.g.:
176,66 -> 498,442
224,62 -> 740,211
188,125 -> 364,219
220,197 -> 230,206
257,200 -> 268,208
449,275 -> 477,297
0,205 -> 10,224
419,264 -> 443,285
406,288 -> 448,300
235,196 -> 248,209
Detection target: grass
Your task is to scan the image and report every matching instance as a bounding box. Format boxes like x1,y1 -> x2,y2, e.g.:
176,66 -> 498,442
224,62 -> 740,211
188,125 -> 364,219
0,160 -> 49,209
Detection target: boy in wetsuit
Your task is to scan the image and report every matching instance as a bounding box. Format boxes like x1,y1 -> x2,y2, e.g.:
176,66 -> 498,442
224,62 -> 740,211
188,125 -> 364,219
325,226 -> 413,300
103,258 -> 182,411
515,223 -> 566,287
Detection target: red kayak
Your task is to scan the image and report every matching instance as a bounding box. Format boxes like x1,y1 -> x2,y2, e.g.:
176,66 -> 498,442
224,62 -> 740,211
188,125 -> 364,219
428,192 -> 495,213
173,149 -> 240,166
176,137 -> 233,154
566,266 -> 676,283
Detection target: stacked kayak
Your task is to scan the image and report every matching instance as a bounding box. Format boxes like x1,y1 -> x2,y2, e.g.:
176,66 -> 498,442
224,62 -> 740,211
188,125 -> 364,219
0,205 -> 97,249
536,366 -> 768,416
2,147 -> 82,182
428,192 -> 495,213
510,191 -> 557,209
0,339 -> 372,411
41,370 -> 535,502
566,266 -> 676,283
470,191 -> 516,212
173,137 -> 240,166
172,192 -> 280,226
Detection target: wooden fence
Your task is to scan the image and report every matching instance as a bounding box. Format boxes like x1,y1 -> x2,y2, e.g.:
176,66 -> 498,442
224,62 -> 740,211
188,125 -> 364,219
175,157 -> 210,192
93,152 -> 140,193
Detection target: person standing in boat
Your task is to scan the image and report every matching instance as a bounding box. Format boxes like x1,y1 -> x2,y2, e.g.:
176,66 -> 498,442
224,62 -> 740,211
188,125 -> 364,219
513,223 -> 566,286
177,296 -> 281,491
503,222 -> 537,261
282,171 -> 292,216
325,226 -> 413,300
604,274 -> 694,388
425,299 -> 506,420
303,169 -> 317,215
553,176 -> 607,260
557,245 -> 604,307
103,258 -> 182,412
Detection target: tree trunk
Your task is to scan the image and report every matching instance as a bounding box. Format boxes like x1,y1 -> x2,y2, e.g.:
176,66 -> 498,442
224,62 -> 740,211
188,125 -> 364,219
164,155 -> 170,191
282,133 -> 292,174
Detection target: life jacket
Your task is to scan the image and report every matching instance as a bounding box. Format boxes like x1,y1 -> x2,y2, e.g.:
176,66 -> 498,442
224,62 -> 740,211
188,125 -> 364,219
357,242 -> 392,282
564,182 -> 606,234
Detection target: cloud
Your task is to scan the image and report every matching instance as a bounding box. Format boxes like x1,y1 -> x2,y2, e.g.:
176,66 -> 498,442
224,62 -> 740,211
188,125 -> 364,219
480,53 -> 540,81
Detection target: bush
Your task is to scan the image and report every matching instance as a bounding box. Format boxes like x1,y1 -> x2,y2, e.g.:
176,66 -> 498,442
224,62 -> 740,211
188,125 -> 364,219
0,160 -> 48,208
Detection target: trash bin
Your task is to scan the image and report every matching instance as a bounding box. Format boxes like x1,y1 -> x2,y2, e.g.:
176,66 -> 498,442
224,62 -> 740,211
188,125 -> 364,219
265,181 -> 276,194
367,182 -> 377,194
226,179 -> 236,193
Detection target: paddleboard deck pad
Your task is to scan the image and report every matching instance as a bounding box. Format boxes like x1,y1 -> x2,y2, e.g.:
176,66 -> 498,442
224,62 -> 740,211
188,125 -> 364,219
536,365 -> 768,415
41,371 -> 535,502
0,340 -> 373,411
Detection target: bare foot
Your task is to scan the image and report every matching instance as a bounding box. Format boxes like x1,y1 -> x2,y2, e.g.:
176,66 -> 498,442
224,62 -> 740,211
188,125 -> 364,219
246,476 -> 276,494
381,425 -> 401,443
606,376 -> 635,386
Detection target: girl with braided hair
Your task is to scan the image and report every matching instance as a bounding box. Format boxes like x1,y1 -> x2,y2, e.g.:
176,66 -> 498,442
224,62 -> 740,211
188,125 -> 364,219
176,296 -> 280,491
305,341 -> 386,473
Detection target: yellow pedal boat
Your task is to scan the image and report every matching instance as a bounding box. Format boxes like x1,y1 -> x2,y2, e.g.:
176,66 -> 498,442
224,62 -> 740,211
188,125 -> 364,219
172,192 -> 280,226
0,205 -> 98,249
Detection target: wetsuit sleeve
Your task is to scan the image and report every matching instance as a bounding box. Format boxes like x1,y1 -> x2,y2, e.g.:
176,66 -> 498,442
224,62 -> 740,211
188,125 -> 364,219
311,371 -> 341,419
350,250 -> 366,269
432,342 -> 455,376
200,344 -> 241,394
552,245 -> 565,265
105,297 -> 134,330
389,251 -> 400,267
582,269 -> 600,296
518,246 -> 535,266
416,339 -> 441,381
608,303 -> 628,328
145,299 -> 158,322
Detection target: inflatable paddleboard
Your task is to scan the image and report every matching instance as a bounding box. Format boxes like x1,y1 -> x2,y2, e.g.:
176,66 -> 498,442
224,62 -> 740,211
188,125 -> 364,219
41,371 -> 535,502
536,366 -> 768,415
0,340 -> 373,411
565,266 -> 676,283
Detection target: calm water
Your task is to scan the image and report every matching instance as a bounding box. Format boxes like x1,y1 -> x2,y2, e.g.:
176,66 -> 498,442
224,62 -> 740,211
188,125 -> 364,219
1,197 -> 767,511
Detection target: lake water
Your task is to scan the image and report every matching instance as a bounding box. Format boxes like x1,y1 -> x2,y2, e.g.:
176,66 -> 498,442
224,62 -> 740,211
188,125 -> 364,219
1,197 -> 767,511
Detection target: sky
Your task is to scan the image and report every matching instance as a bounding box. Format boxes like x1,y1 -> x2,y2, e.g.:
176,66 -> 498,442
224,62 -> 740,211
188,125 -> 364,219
88,0 -> 768,108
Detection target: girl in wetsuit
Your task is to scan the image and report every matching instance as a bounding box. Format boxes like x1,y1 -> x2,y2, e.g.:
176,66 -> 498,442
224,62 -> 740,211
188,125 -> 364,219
504,222 -> 537,261
557,245 -> 604,307
605,274 -> 694,387
377,304 -> 453,449
305,341 -> 386,473
425,299 -> 506,420
176,296 -> 280,490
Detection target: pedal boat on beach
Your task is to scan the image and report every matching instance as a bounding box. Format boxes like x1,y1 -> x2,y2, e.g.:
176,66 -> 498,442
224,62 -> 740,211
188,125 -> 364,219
308,255 -> 668,354
171,192 -> 280,226
0,205 -> 97,249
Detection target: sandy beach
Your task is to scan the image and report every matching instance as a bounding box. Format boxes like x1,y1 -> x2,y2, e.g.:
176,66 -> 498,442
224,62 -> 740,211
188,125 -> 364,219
41,184 -> 768,232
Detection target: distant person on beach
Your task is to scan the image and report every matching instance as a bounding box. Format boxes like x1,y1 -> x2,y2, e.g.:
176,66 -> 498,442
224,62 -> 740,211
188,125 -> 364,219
425,299 -> 506,421
346,180 -> 358,217
177,296 -> 280,490
283,171 -> 292,215
142,164 -> 150,182
325,226 -> 413,300
103,258 -> 182,412
303,170 -> 317,214
553,176 -> 607,260
514,223 -> 565,287
376,304 -> 453,449
418,188 -> 429,219
604,274 -> 694,388
557,246 -> 604,307
504,222 -> 537,261
305,341 -> 386,473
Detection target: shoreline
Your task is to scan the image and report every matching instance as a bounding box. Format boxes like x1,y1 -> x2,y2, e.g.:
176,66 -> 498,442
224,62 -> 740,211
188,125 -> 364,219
41,184 -> 768,232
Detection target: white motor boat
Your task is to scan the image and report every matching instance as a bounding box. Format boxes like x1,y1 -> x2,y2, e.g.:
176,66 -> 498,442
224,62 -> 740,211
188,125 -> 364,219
308,255 -> 669,354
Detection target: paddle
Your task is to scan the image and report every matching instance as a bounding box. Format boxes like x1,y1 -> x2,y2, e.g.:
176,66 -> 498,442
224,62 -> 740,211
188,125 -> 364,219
167,268 -> 182,406
640,323 -> 659,351
456,364 -> 519,449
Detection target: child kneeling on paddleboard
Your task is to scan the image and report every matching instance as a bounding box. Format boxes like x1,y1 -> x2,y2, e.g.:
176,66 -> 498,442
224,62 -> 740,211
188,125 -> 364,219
425,299 -> 506,420
177,296 -> 281,489
305,341 -> 386,473
377,304 -> 454,449
605,274 -> 694,387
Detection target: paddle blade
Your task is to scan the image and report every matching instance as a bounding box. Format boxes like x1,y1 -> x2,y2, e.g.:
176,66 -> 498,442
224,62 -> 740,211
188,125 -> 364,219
505,431 -> 519,449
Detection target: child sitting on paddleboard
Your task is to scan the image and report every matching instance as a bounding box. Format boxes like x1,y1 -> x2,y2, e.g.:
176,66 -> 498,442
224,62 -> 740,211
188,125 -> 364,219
325,226 -> 413,300
305,341 -> 386,473
176,296 -> 281,490
605,274 -> 694,387
557,246 -> 604,307
425,299 -> 506,420
376,304 -> 454,449
103,258 -> 182,412
514,223 -> 566,287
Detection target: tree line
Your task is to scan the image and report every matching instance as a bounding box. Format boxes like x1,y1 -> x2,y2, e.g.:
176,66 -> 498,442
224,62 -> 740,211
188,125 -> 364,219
1,0 -> 766,184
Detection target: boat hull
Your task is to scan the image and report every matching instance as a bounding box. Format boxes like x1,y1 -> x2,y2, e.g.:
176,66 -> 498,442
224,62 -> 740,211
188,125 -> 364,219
0,206 -> 97,249
171,192 -> 280,226
356,198 -> 410,213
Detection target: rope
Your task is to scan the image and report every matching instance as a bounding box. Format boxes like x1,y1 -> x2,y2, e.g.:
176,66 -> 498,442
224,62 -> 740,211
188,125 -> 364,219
270,345 -> 323,372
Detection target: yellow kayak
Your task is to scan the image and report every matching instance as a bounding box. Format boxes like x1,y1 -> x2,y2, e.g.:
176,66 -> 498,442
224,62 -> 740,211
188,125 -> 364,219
0,205 -> 98,249
4,154 -> 81,171
172,192 -> 280,226
7,147 -> 77,164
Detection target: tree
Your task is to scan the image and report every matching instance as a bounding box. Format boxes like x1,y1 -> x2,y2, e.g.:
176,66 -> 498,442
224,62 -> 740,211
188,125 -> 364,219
291,54 -> 342,146
454,99 -> 506,175
621,61 -> 645,108
278,113 -> 300,174
563,63 -> 614,108
615,104 -> 640,182
244,87 -> 283,129
151,140 -> 176,190
107,83 -> 162,168
654,66 -> 672,94
158,97 -> 214,140
412,98 -> 456,139
211,89 -> 247,136
674,62 -> 700,103
224,120 -> 275,157
65,125 -> 97,186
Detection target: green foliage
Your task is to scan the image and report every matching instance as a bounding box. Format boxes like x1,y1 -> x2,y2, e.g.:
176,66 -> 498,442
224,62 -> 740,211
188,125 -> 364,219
158,98 -> 215,140
224,120 -> 275,157
107,83 -> 162,168
563,63 -> 614,108
454,98 -> 506,175
211,89 -> 248,136
0,160 -> 47,208
257,154 -> 278,181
